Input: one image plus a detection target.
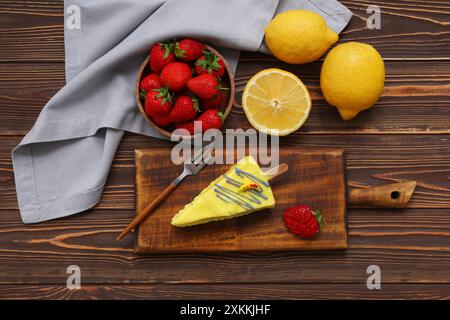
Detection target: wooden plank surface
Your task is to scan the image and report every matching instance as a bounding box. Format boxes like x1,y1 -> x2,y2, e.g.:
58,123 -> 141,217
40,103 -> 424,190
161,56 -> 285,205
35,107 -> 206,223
135,147 -> 347,253
1,283 -> 450,300
0,0 -> 449,61
1,208 -> 449,285
0,0 -> 449,299
1,61 -> 450,135
4,134 -> 450,210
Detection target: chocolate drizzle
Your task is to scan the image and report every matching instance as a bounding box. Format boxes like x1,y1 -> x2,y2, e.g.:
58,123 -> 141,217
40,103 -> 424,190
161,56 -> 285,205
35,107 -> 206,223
214,167 -> 269,209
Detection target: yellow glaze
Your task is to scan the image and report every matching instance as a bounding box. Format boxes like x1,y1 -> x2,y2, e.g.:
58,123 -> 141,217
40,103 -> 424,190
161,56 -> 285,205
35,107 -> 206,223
171,156 -> 275,227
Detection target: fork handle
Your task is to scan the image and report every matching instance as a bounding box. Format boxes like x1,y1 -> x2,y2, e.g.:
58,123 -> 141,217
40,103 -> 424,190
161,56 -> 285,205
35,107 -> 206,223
117,182 -> 177,240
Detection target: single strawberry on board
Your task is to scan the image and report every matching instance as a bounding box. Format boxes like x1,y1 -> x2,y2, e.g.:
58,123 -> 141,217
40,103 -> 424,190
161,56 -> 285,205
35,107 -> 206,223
175,39 -> 205,62
145,87 -> 172,118
187,74 -> 226,100
140,73 -> 161,93
283,205 -> 324,239
170,95 -> 200,123
201,91 -> 225,110
160,62 -> 192,92
196,109 -> 224,132
195,50 -> 226,78
149,42 -> 175,73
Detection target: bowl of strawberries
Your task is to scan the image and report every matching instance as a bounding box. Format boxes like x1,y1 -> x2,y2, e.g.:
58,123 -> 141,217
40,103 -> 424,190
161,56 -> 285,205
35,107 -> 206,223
136,38 -> 235,138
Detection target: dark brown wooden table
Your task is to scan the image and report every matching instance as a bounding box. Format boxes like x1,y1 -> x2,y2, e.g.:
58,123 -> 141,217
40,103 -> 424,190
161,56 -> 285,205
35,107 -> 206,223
0,1 -> 449,299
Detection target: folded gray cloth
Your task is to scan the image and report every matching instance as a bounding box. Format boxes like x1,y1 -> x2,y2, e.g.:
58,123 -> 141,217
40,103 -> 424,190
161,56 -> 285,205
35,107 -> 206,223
12,0 -> 352,223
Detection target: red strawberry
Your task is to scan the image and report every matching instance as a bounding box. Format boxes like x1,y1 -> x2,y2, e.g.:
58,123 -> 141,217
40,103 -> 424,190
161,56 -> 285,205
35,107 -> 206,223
283,205 -> 324,239
170,95 -> 200,122
195,50 -> 225,78
201,91 -> 225,110
187,74 -> 225,100
175,39 -> 205,62
149,42 -> 175,73
160,62 -> 192,92
140,73 -> 161,93
144,87 -> 172,118
152,113 -> 172,127
175,121 -> 196,135
196,109 -> 224,132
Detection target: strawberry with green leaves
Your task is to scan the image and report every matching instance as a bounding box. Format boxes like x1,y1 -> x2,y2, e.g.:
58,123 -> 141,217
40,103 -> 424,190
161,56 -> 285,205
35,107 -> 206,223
187,74 -> 227,100
160,62 -> 192,92
145,87 -> 172,119
170,95 -> 200,122
196,109 -> 224,132
149,42 -> 175,73
283,205 -> 324,239
175,39 -> 205,62
195,50 -> 225,78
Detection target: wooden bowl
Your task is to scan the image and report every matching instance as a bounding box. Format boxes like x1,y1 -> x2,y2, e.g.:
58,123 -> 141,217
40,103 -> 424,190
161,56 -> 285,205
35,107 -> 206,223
136,44 -> 235,139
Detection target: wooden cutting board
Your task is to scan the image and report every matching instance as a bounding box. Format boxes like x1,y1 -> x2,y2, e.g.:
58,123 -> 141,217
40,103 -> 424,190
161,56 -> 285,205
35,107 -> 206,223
134,146 -> 347,254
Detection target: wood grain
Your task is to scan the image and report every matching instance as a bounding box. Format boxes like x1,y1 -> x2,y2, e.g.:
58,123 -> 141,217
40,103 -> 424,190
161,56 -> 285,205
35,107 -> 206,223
0,208 -> 449,285
0,0 -> 448,62
348,181 -> 416,208
340,0 -> 450,59
1,61 -> 450,135
0,0 -> 449,299
2,134 -> 450,210
135,147 -> 347,253
1,283 -> 450,300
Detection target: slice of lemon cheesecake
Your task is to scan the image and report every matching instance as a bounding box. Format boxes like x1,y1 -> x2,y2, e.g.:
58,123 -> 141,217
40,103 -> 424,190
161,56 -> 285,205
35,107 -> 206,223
171,156 -> 275,227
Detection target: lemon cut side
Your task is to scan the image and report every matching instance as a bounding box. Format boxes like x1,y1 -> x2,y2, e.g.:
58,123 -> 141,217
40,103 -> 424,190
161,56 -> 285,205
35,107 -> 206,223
242,68 -> 311,136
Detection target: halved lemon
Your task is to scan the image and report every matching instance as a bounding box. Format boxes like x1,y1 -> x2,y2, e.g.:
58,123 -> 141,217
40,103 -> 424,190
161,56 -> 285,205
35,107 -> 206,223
242,68 -> 311,136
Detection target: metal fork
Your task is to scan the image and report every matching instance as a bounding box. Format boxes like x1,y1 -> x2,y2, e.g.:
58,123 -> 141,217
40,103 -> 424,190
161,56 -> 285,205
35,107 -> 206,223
117,143 -> 215,240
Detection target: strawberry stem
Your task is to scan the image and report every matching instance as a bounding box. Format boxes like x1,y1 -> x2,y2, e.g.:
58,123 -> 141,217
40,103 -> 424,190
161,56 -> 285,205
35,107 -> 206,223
160,41 -> 174,59
217,84 -> 229,92
191,96 -> 201,112
196,50 -> 223,74
174,41 -> 186,59
154,86 -> 173,105
313,209 -> 325,228
217,111 -> 225,122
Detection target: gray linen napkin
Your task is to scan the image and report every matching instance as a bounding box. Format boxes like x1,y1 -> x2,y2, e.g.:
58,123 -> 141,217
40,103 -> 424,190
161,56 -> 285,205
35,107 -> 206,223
12,0 -> 352,223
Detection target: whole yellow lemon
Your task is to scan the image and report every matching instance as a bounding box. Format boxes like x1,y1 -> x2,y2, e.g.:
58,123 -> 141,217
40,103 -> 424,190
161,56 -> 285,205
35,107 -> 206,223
265,10 -> 338,64
320,42 -> 385,120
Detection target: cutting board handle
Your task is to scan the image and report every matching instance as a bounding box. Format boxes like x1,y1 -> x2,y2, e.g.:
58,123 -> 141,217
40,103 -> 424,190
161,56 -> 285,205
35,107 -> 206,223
348,181 -> 416,208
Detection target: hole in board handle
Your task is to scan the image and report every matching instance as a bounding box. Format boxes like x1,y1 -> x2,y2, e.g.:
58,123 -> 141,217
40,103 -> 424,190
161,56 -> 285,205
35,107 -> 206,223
391,191 -> 400,200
